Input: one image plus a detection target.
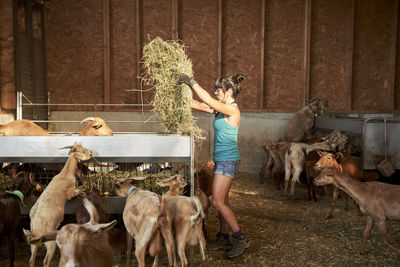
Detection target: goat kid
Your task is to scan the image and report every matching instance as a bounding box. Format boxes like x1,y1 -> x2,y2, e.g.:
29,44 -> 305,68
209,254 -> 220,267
314,167 -> 400,256
160,193 -> 206,267
28,198 -> 117,267
115,182 -> 173,267
23,142 -> 92,267
315,150 -> 361,219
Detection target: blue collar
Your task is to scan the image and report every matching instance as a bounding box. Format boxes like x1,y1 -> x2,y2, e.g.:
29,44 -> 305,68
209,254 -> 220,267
127,186 -> 136,196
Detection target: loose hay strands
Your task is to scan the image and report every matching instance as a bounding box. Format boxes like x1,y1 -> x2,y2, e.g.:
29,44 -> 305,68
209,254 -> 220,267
141,37 -> 204,138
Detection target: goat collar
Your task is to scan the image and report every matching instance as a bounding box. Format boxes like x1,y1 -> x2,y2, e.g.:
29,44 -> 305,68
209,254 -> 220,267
5,190 -> 24,203
127,186 -> 136,196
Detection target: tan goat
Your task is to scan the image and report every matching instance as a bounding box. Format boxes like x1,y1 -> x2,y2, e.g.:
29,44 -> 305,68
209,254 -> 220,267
23,142 -> 92,267
160,193 -> 206,267
28,198 -> 117,267
80,117 -> 114,136
0,119 -> 50,136
115,182 -> 173,267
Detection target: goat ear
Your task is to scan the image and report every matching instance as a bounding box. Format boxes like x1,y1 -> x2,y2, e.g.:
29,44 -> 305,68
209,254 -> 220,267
28,231 -> 58,246
86,220 -> 117,234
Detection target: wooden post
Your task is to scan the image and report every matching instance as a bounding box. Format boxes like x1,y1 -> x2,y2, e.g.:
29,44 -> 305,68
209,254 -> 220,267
302,0 -> 311,107
389,0 -> 398,111
217,0 -> 222,78
136,0 -> 141,108
344,0 -> 355,111
103,0 -> 110,111
172,0 -> 178,40
259,0 -> 265,110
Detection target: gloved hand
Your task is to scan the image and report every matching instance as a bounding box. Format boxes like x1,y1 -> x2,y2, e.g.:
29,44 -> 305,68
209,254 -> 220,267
177,73 -> 196,88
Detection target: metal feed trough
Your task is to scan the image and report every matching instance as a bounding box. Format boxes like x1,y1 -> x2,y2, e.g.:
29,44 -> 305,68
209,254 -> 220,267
315,116 -> 400,170
0,134 -> 195,214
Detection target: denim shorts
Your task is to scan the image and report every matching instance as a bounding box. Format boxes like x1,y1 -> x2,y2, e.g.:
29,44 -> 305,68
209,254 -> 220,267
213,161 -> 240,178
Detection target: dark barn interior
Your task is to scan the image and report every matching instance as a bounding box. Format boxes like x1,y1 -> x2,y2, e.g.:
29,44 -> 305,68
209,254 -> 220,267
1,0 -> 400,266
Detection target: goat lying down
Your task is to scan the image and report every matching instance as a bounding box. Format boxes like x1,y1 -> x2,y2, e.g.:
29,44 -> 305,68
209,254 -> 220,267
314,167 -> 400,256
28,198 -> 117,267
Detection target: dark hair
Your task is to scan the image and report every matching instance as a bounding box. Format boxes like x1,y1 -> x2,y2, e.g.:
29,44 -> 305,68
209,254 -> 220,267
214,74 -> 246,98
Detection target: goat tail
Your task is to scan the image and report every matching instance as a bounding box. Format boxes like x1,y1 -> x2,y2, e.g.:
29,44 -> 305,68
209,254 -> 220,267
0,124 -> 5,134
83,198 -> 99,224
190,196 -> 205,227
23,228 -> 34,242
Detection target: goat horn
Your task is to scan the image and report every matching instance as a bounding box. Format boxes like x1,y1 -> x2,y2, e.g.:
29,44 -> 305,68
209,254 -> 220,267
59,145 -> 73,150
156,175 -> 178,183
80,117 -> 96,124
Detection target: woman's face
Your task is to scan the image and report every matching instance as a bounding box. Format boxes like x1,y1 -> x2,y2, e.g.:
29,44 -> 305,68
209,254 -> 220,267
214,88 -> 225,102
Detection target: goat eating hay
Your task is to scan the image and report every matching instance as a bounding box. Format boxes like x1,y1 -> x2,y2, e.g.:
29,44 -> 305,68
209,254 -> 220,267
141,37 -> 203,137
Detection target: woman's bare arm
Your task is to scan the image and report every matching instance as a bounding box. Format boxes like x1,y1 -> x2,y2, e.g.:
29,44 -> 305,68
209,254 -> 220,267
191,99 -> 214,113
191,83 -> 238,116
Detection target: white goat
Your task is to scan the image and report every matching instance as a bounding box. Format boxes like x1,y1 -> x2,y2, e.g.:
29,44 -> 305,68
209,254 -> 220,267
284,130 -> 348,199
23,142 -> 92,267
27,198 -> 117,267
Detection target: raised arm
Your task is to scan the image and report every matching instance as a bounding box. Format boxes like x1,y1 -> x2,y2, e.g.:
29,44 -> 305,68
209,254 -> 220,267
191,99 -> 214,113
179,74 -> 238,116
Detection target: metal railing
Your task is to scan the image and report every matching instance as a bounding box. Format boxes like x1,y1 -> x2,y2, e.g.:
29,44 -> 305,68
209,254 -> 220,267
16,91 -> 160,125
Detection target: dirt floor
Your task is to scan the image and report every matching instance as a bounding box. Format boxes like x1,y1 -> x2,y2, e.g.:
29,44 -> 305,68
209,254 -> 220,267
1,172 -> 400,266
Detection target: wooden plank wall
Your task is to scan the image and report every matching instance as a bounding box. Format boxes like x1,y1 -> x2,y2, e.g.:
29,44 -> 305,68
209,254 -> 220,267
2,0 -> 400,113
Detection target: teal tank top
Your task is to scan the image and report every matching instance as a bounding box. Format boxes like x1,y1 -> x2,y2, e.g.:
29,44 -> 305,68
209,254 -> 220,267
213,103 -> 240,162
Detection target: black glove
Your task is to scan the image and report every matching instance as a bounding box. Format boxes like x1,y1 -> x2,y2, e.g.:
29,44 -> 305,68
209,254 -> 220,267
177,73 -> 196,88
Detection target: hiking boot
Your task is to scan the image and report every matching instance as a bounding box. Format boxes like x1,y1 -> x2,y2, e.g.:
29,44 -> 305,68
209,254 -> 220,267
206,234 -> 233,251
227,234 -> 252,258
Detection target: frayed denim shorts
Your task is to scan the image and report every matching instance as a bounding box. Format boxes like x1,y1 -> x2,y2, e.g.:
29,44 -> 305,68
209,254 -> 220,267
213,160 -> 240,178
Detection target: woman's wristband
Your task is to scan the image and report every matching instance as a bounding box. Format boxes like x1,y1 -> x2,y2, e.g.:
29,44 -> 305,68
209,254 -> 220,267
189,79 -> 197,88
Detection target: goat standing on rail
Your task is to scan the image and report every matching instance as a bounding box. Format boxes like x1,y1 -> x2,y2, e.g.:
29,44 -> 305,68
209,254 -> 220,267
23,142 -> 92,267
282,97 -> 328,142
28,198 -> 117,267
314,167 -> 400,256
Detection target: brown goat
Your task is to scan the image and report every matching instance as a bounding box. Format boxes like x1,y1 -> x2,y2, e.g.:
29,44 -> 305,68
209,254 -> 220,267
0,119 -> 50,136
282,97 -> 328,142
314,167 -> 400,256
259,141 -> 289,189
23,142 -> 92,267
315,150 -> 361,219
0,172 -> 37,267
28,198 -> 117,267
160,193 -> 206,267
284,130 -> 348,199
80,117 -> 114,136
76,188 -> 108,224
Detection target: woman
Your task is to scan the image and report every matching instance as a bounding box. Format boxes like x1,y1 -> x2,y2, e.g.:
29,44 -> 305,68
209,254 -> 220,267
178,73 -> 252,258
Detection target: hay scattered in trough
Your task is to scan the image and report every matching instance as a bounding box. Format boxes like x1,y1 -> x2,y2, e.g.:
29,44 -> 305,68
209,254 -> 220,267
141,37 -> 203,138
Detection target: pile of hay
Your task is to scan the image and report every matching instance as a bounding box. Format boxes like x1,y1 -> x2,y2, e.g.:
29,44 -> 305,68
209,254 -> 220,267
141,37 -> 203,137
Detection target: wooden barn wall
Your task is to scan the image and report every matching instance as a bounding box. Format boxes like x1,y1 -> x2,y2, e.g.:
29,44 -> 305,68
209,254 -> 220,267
180,0 -> 219,100
2,0 -> 400,113
46,0 -> 104,111
263,0 -> 305,111
0,0 -> 16,111
310,0 -> 353,111
352,0 -> 397,111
